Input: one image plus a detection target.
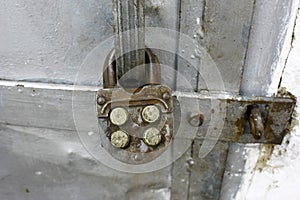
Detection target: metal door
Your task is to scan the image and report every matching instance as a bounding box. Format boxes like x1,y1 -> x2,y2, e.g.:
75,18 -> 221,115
0,0 -> 297,199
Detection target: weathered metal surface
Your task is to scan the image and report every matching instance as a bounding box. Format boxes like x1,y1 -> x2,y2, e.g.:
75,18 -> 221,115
222,0 -> 299,198
188,141 -> 229,200
176,0 -> 204,92
0,124 -> 173,200
0,124 -> 233,200
112,0 -> 145,81
241,0 -> 297,96
176,2 -> 255,198
103,48 -> 162,88
220,143 -> 250,200
97,85 -> 173,117
201,0 -> 255,93
169,139 -> 230,200
144,0 -> 179,91
98,53 -> 174,165
0,1 -> 297,199
191,94 -> 296,144
0,81 -> 92,131
0,0 -> 113,85
249,105 -> 265,140
0,0 -> 178,86
0,81 -> 295,145
170,140 -> 191,200
98,104 -> 174,164
178,0 -> 255,93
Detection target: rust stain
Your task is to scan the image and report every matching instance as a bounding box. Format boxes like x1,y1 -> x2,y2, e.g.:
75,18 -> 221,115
255,144 -> 274,172
234,117 -> 244,140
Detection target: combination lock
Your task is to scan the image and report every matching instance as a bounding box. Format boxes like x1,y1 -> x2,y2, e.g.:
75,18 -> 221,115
97,48 -> 174,164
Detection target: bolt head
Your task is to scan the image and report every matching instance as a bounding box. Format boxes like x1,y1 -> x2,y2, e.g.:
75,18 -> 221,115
110,130 -> 130,148
143,127 -> 162,146
110,107 -> 128,126
189,113 -> 204,127
142,105 -> 160,123
97,96 -> 106,105
163,92 -> 171,100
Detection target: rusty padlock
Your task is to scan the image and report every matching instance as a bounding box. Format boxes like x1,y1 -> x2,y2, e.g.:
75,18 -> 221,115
97,48 -> 174,164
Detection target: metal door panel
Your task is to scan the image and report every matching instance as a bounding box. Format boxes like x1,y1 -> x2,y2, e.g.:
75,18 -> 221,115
0,0 -> 297,199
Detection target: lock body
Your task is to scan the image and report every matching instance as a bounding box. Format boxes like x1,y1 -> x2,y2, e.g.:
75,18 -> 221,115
97,49 -> 174,164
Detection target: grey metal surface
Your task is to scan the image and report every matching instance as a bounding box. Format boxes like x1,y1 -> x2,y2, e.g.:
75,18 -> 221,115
0,81 -> 295,144
0,124 -> 233,200
176,0 -> 204,92
0,0 -> 178,86
0,125 -> 172,200
188,141 -> 229,200
171,140 -> 231,200
0,0 -> 296,199
112,0 -> 145,81
0,81 -> 88,131
0,0 -> 113,84
201,0 -> 255,93
145,0 -> 179,91
219,143 -> 249,200
175,1 -> 255,199
170,140 -> 191,200
177,0 -> 255,93
0,0 -> 256,93
241,0 -> 296,96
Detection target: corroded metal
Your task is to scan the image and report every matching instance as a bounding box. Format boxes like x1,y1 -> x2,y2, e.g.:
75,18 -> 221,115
98,107 -> 173,164
99,44 -> 173,164
175,93 -> 297,144
142,105 -> 161,123
97,84 -> 173,164
97,85 -> 173,118
97,96 -> 106,105
103,49 -> 117,89
249,105 -> 264,140
0,82 -> 294,145
103,48 -> 161,88
189,113 -> 205,127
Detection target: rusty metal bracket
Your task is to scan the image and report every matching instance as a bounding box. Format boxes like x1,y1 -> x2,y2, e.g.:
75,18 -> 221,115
174,92 -> 296,144
97,85 -> 173,118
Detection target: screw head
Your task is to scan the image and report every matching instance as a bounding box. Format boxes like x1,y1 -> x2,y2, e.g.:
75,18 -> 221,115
143,127 -> 162,146
189,113 -> 204,127
163,92 -> 171,100
97,96 -> 106,105
142,105 -> 160,123
110,107 -> 128,126
110,130 -> 130,148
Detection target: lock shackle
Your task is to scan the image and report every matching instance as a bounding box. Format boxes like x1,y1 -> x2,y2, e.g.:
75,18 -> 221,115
103,48 -> 161,89
103,49 -> 117,88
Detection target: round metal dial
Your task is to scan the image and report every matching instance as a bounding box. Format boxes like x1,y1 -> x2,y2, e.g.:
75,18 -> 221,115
110,107 -> 128,126
110,130 -> 130,148
142,105 -> 160,123
143,127 -> 162,146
